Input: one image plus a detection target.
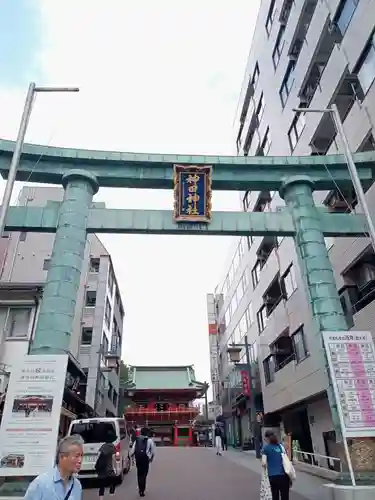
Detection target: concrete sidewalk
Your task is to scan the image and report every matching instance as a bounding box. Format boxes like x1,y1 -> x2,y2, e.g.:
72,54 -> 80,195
223,448 -> 332,500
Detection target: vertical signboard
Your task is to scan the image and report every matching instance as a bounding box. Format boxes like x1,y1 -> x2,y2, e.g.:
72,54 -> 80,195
0,354 -> 68,477
207,294 -> 220,402
241,371 -> 251,396
173,165 -> 212,223
322,331 -> 375,438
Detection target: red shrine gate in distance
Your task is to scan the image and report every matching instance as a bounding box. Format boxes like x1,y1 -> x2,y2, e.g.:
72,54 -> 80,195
123,365 -> 207,446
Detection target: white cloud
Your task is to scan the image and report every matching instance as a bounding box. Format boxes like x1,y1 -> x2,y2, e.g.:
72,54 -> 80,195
0,0 -> 260,393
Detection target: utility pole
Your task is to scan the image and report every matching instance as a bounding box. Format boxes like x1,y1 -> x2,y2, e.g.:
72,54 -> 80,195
204,381 -> 209,420
0,82 -> 79,237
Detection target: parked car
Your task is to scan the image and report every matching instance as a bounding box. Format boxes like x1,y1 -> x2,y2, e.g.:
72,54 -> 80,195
67,417 -> 131,483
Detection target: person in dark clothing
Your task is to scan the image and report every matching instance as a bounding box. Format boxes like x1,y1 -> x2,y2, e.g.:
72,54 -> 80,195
95,441 -> 117,500
214,424 -> 223,455
262,430 -> 291,500
130,427 -> 155,497
221,432 -> 228,451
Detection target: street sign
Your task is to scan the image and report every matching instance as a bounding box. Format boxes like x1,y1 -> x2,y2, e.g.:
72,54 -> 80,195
323,331 -> 375,438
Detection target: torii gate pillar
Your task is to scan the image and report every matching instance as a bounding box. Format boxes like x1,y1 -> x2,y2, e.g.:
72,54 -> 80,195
30,169 -> 99,355
280,175 -> 375,481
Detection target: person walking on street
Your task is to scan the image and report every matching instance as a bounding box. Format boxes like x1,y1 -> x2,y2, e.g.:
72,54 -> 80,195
24,435 -> 84,500
95,438 -> 117,500
261,430 -> 291,500
130,427 -> 155,497
214,423 -> 223,456
130,426 -> 138,466
221,431 -> 228,451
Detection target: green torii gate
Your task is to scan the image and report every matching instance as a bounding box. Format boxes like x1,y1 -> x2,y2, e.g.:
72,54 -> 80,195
0,139 -> 374,478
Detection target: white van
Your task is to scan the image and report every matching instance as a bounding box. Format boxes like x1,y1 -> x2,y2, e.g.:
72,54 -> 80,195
68,417 -> 131,483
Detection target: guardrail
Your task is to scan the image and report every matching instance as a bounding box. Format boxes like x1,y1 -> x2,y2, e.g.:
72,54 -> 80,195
293,450 -> 341,472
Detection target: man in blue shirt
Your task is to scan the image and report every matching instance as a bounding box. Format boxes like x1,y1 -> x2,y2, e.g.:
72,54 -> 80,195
24,435 -> 84,500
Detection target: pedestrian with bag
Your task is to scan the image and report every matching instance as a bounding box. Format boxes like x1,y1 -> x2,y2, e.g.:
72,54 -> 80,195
261,430 -> 295,500
130,427 -> 155,497
95,439 -> 117,500
24,435 -> 84,500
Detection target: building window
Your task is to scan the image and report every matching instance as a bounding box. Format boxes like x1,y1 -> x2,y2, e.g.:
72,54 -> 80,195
19,232 -> 27,242
90,258 -> 100,273
105,298 -> 111,328
282,266 -> 297,298
261,127 -> 272,155
336,0 -> 359,36
43,259 -> 51,271
250,341 -> 258,363
256,93 -> 265,123
1,231 -> 10,239
288,112 -> 305,150
108,270 -> 114,293
263,355 -> 275,384
247,235 -> 254,249
81,327 -> 93,345
245,302 -> 254,328
266,0 -> 276,35
280,0 -> 293,25
224,307 -> 231,328
102,333 -> 109,357
357,33 -> 375,96
252,63 -> 260,89
243,191 -> 251,211
292,326 -> 309,362
241,270 -> 248,294
252,260 -> 261,288
85,291 -> 97,307
272,26 -> 285,68
279,61 -> 295,107
5,307 -> 32,338
257,305 -> 268,333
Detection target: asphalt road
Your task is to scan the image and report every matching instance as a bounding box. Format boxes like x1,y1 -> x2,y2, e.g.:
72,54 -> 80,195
83,447 -> 310,500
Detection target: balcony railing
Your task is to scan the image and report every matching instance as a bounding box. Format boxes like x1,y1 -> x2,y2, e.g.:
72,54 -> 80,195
124,407 -> 200,416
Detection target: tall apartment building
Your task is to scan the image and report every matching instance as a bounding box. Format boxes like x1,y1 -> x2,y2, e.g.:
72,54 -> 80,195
0,186 -> 124,418
210,0 -> 375,457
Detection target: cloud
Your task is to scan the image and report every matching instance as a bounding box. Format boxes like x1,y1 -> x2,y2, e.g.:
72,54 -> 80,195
0,0 -> 260,391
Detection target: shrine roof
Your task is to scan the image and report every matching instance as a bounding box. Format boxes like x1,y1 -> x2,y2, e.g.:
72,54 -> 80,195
126,365 -> 206,392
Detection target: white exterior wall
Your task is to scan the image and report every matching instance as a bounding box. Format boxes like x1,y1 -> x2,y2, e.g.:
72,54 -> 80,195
0,186 -> 124,416
212,0 -> 375,453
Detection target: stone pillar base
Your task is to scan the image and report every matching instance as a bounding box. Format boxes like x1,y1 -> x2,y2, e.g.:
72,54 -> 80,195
325,484 -> 375,500
335,438 -> 375,484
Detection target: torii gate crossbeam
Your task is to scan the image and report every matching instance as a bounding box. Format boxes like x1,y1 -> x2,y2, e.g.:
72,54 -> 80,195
1,139 -> 375,480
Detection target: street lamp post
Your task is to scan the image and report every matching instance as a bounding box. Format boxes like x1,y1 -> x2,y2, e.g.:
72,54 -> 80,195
227,335 -> 261,458
0,82 -> 79,237
203,381 -> 209,420
293,105 -> 375,253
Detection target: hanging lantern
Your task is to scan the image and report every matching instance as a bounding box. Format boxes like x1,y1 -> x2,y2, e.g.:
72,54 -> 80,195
227,345 -> 242,363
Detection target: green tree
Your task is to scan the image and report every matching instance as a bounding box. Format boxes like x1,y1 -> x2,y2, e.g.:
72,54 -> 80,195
118,361 -> 132,417
119,360 -> 130,384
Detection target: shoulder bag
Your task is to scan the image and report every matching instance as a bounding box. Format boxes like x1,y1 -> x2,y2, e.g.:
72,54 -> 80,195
64,481 -> 75,500
280,445 -> 296,482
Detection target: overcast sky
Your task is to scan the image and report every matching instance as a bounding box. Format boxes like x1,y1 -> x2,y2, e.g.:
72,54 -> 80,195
0,0 -> 260,396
